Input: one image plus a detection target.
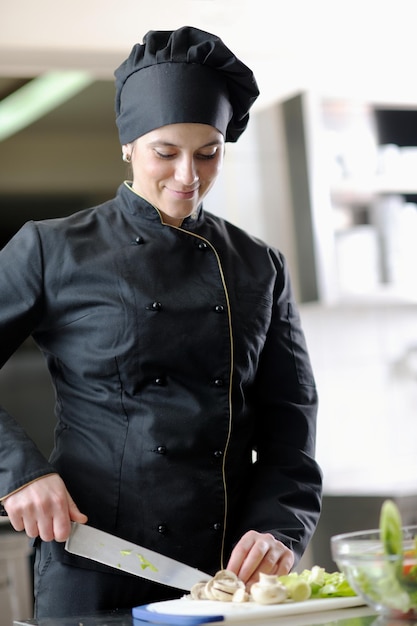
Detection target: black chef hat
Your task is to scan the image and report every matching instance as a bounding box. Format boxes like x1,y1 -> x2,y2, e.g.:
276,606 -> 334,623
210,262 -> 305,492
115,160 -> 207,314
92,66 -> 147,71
114,26 -> 259,144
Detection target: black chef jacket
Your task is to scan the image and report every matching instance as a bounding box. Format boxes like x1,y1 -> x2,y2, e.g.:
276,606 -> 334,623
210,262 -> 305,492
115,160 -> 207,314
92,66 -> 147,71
0,181 -> 322,575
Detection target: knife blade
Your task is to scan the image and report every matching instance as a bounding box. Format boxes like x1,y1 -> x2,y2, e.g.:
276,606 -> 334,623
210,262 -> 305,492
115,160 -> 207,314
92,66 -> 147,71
65,522 -> 211,591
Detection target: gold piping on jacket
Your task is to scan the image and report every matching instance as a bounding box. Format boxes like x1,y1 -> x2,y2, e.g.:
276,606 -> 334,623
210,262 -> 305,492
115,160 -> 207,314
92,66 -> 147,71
173,225 -> 234,571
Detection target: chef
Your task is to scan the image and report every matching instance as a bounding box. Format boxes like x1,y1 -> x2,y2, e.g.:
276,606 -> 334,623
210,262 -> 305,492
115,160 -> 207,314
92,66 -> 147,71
0,26 -> 322,618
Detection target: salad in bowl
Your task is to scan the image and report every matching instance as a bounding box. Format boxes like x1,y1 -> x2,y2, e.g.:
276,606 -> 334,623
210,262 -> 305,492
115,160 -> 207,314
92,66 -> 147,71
331,499 -> 417,618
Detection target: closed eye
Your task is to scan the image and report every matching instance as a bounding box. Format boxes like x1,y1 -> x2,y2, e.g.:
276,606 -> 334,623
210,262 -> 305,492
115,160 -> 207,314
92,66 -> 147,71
155,150 -> 176,159
197,152 -> 217,160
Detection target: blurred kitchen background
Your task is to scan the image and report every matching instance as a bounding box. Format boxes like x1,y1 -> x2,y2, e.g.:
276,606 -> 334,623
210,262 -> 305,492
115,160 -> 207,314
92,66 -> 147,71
1,1 -> 417,622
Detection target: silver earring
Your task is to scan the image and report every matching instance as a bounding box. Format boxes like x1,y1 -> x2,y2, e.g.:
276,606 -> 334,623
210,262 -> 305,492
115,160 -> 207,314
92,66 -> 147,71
122,153 -> 131,163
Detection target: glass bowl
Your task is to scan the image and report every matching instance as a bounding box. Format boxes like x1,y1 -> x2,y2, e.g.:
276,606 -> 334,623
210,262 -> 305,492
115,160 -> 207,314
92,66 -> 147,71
331,525 -> 417,619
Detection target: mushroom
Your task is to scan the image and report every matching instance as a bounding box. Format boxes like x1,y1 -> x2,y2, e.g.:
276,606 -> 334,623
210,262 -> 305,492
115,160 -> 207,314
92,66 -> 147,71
250,572 -> 288,605
232,587 -> 250,603
204,570 -> 246,602
190,581 -> 209,600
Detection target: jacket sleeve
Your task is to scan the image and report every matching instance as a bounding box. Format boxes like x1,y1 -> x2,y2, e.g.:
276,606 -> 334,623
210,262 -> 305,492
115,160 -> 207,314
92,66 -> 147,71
233,250 -> 322,563
0,222 -> 57,503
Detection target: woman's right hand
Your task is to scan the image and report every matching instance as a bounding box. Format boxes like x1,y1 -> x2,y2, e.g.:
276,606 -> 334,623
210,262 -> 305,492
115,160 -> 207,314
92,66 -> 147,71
2,473 -> 88,542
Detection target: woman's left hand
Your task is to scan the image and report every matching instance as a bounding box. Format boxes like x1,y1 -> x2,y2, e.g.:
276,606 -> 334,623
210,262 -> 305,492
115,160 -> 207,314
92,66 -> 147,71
226,530 -> 295,588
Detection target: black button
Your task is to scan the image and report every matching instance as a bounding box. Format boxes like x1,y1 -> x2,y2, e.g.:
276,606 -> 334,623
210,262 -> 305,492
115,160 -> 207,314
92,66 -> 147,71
132,236 -> 144,245
214,304 -> 224,313
213,523 -> 222,531
214,450 -> 223,458
158,524 -> 167,534
155,377 -> 166,386
197,241 -> 208,250
147,301 -> 162,311
156,446 -> 167,455
213,378 -> 224,387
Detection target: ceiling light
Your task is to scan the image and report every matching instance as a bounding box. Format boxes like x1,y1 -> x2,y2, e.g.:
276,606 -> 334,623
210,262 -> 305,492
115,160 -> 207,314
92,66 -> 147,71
0,70 -> 93,141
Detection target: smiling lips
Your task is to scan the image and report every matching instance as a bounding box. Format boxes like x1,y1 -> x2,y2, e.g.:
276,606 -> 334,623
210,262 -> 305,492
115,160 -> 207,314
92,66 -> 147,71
168,187 -> 199,199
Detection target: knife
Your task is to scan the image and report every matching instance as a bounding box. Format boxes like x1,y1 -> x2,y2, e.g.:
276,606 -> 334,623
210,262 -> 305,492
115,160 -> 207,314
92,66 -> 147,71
65,522 -> 211,591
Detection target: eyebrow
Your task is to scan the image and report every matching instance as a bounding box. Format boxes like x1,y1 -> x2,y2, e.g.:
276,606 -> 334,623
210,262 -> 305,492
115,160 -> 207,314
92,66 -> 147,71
147,139 -> 222,149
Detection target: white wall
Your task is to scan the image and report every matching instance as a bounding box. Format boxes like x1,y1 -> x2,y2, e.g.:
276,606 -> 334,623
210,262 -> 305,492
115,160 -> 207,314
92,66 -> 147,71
3,0 -> 417,106
300,300 -> 417,496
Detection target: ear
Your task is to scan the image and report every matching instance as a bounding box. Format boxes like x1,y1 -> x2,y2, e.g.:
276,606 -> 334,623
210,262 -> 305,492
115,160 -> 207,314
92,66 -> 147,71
122,144 -> 132,163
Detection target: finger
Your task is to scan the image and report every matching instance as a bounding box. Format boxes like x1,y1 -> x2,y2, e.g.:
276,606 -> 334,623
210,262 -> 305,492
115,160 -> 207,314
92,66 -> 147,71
20,513 -> 41,539
226,531 -> 258,575
68,495 -> 88,524
52,500 -> 77,542
51,516 -> 71,543
36,517 -> 55,542
245,546 -> 295,588
237,539 -> 272,582
276,549 -> 294,575
5,510 -> 25,533
51,494 -> 88,543
3,497 -> 37,536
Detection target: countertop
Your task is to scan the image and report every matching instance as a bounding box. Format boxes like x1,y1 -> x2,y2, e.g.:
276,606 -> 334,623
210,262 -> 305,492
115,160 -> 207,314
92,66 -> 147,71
13,605 -> 379,626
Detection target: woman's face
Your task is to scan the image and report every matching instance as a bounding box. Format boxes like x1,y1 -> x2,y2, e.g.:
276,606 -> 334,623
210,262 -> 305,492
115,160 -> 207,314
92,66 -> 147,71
124,123 -> 225,226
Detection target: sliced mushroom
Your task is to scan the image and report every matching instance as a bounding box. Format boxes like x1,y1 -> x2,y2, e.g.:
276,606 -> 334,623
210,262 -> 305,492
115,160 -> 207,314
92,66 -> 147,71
204,570 -> 246,602
232,587 -> 250,603
190,581 -> 209,600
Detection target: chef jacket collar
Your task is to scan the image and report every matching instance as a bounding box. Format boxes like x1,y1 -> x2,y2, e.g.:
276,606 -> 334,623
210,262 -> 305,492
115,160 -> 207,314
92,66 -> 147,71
119,181 -> 203,226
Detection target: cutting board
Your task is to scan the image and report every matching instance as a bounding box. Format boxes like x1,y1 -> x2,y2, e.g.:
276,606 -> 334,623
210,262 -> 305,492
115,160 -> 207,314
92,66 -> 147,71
132,595 -> 365,624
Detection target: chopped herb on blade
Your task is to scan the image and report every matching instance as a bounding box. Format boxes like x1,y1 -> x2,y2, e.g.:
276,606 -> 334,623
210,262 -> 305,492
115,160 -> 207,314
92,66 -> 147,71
136,553 -> 158,572
118,549 -> 158,572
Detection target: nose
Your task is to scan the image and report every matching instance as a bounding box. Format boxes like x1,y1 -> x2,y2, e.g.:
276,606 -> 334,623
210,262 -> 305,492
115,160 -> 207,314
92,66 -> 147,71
175,156 -> 199,186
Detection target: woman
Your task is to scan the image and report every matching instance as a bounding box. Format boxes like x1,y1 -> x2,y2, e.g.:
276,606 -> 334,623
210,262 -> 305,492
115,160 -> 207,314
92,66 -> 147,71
0,26 -> 322,618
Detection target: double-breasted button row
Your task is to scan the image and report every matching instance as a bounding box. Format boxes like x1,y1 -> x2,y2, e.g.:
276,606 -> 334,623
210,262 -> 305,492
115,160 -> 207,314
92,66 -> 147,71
150,376 -> 225,389
152,446 -> 224,458
146,301 -> 225,314
156,522 -> 222,534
